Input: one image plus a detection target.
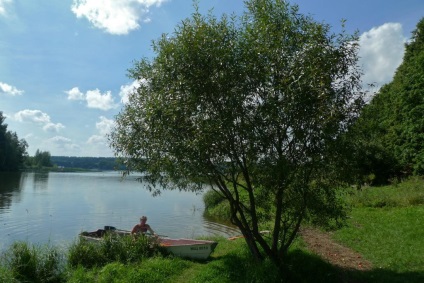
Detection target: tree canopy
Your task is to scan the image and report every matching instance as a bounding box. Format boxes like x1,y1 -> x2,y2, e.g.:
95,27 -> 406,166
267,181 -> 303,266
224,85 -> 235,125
353,17 -> 424,179
0,112 -> 28,171
33,149 -> 53,168
110,0 -> 365,270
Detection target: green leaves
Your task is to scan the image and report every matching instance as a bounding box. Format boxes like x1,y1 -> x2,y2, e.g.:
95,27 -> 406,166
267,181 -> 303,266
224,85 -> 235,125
0,112 -> 28,171
354,17 -> 424,177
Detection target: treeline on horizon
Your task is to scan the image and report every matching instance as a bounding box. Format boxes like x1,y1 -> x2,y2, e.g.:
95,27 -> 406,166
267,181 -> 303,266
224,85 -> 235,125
50,156 -> 125,171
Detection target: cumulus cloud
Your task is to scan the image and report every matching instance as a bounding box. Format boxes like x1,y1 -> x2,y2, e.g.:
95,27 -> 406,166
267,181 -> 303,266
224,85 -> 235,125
65,87 -> 85,100
96,116 -> 115,136
0,0 -> 12,16
358,23 -> 406,88
86,89 -> 117,110
45,136 -> 80,152
71,0 -> 167,35
43,122 -> 65,133
0,82 -> 23,96
14,110 -> 51,124
48,136 -> 72,143
119,80 -> 141,104
13,109 -> 65,133
65,87 -> 118,110
87,116 -> 115,145
87,134 -> 106,144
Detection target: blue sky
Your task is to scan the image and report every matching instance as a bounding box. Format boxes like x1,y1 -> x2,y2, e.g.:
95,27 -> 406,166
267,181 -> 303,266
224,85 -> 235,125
0,0 -> 423,157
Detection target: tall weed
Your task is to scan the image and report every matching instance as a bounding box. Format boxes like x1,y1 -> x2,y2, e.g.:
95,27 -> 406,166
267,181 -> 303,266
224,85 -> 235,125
1,242 -> 64,283
347,176 -> 424,208
68,233 -> 160,268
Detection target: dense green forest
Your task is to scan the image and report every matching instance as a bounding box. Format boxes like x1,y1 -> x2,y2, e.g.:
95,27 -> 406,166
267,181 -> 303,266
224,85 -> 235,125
0,112 -> 28,171
352,18 -> 424,184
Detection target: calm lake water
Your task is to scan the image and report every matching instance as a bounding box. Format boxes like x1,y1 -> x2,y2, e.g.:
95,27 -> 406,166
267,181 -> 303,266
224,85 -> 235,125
0,171 -> 239,251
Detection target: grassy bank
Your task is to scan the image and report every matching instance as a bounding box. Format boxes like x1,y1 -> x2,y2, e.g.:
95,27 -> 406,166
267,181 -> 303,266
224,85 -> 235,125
0,235 -> 284,283
202,177 -> 424,282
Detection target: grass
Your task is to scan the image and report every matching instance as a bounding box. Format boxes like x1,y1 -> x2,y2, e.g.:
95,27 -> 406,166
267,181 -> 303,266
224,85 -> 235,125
330,177 -> 424,282
346,176 -> 424,208
67,258 -> 192,283
65,236 -> 282,283
334,206 -> 424,273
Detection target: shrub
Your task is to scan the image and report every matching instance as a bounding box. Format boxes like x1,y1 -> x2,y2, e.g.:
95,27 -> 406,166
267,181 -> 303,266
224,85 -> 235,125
1,242 -> 64,283
68,233 -> 161,269
203,189 -> 226,209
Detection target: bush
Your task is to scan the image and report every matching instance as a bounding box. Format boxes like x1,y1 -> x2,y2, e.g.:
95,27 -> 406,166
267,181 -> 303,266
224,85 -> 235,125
68,233 -> 161,268
1,242 -> 64,283
203,189 -> 226,209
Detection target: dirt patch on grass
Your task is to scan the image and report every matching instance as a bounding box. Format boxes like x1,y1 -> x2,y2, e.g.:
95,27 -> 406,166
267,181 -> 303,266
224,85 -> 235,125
300,227 -> 373,271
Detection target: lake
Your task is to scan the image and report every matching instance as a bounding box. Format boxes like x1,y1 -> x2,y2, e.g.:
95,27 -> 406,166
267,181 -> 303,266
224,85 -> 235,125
0,171 -> 239,251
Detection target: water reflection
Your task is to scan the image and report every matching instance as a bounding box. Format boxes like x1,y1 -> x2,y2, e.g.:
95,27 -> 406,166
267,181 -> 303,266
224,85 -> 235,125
0,172 -> 24,212
33,172 -> 49,190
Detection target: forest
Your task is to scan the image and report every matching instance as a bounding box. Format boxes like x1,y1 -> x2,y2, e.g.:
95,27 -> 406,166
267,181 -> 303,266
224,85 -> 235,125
0,112 -> 28,171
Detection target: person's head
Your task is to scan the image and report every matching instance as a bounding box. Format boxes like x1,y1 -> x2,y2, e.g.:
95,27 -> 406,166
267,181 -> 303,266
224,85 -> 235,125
140,216 -> 147,224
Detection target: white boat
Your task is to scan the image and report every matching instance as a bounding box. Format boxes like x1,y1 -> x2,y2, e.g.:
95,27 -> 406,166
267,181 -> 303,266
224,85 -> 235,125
158,238 -> 218,260
79,227 -> 218,260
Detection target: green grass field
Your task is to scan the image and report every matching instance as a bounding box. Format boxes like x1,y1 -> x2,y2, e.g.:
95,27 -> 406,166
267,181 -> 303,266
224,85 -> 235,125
331,178 -> 424,282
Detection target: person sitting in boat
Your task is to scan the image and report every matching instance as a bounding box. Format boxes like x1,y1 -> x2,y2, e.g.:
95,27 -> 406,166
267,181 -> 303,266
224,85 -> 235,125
131,216 -> 156,236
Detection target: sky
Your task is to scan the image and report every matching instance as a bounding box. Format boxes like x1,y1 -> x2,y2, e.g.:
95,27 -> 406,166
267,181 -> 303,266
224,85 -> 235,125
0,0 -> 423,157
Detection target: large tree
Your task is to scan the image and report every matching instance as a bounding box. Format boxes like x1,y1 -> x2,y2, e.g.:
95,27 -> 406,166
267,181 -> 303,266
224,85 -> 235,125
110,0 -> 364,269
0,112 -> 28,171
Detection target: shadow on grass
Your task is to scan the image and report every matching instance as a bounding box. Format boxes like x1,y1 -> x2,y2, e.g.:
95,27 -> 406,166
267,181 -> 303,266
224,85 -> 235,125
286,249 -> 424,283
207,249 -> 424,283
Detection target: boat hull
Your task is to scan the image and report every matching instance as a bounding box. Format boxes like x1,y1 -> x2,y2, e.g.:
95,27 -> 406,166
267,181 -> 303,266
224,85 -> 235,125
159,238 -> 218,260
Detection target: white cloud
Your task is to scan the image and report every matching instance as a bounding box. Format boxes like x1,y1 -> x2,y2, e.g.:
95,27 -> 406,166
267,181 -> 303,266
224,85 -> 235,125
96,116 -> 115,136
358,23 -> 406,88
0,0 -> 12,16
65,87 -> 118,110
119,80 -> 140,104
14,109 -> 50,123
48,136 -> 72,143
87,116 -> 115,145
43,122 -> 65,133
87,134 -> 106,144
13,109 -> 65,133
0,82 -> 23,96
44,136 -> 80,152
65,87 -> 85,100
86,89 -> 117,110
71,0 -> 166,35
